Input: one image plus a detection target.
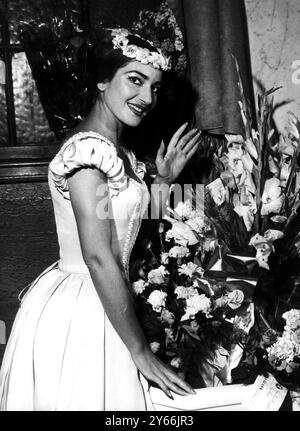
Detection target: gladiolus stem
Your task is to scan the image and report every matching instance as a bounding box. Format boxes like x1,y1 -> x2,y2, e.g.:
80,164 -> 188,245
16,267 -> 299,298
258,310 -> 271,330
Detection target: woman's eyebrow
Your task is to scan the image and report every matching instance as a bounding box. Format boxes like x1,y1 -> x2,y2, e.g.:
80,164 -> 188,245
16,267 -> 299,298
126,70 -> 149,79
126,70 -> 161,85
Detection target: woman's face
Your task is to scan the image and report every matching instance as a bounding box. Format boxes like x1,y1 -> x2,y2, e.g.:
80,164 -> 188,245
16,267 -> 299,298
98,61 -> 163,127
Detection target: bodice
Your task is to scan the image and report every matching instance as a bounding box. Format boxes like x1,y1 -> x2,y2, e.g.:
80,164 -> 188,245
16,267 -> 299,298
48,132 -> 150,279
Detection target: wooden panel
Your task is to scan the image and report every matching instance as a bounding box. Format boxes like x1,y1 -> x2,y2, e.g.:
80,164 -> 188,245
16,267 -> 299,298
0,145 -> 59,160
0,144 -> 59,183
0,181 -> 59,364
0,164 -> 49,183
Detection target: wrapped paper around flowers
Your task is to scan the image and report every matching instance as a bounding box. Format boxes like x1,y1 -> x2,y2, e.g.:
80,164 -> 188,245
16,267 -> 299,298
171,285 -> 256,387
140,364 -> 287,411
204,245 -> 259,284
192,246 -> 258,387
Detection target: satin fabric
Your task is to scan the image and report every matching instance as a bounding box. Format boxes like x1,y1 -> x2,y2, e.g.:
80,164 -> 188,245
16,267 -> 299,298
0,132 -> 151,411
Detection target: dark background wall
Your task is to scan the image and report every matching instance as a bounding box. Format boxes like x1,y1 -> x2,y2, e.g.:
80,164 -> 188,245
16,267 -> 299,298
0,182 -> 58,363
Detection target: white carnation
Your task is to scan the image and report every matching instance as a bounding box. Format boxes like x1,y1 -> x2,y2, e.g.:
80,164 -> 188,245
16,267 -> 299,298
148,265 -> 169,285
181,294 -> 211,321
132,279 -> 147,295
174,200 -> 193,218
178,262 -> 204,278
267,331 -> 300,373
168,245 -> 190,258
164,220 -> 199,246
185,215 -> 204,232
147,290 -> 167,312
282,309 -> 300,331
174,285 -> 198,300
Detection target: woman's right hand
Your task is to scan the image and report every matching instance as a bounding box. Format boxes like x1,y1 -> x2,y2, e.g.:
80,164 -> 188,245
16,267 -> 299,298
131,346 -> 196,399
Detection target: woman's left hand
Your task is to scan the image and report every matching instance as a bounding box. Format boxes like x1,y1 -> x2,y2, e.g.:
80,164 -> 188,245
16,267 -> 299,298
155,123 -> 201,184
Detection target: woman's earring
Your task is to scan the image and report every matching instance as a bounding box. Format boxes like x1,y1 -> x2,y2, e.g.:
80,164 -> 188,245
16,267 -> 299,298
97,83 -> 106,92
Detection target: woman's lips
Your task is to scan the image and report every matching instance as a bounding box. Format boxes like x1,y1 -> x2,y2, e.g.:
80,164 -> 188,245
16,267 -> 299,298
127,103 -> 147,117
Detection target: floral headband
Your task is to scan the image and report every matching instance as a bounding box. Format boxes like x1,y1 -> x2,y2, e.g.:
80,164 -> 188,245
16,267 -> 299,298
110,28 -> 171,72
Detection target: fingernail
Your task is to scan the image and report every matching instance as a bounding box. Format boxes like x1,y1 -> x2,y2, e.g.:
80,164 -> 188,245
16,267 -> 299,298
167,391 -> 174,400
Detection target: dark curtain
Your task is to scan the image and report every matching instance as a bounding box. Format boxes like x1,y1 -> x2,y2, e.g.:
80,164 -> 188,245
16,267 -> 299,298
167,0 -> 256,135
89,0 -> 161,28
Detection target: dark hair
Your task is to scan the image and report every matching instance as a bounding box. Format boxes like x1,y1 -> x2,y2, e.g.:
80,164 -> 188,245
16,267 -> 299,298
88,28 -> 161,87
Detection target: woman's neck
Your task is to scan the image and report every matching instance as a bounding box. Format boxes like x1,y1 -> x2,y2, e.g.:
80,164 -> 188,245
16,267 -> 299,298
78,99 -> 123,149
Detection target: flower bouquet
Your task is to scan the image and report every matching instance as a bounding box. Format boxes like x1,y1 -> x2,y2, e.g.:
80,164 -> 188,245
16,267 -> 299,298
203,68 -> 300,271
132,73 -> 300,408
232,303 -> 300,410
199,73 -> 300,406
133,200 -> 256,390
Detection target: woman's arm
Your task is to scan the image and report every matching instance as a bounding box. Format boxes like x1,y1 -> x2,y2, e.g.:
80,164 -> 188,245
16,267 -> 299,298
68,167 -> 195,398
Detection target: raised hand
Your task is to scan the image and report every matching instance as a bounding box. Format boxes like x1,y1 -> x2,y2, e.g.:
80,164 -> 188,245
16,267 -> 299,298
155,123 -> 201,184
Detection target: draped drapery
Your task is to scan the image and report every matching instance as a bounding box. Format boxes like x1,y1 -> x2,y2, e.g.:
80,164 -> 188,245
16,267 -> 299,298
167,0 -> 256,135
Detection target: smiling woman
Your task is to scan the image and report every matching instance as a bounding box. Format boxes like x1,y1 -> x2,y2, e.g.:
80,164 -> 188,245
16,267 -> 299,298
75,28 -> 166,143
0,27 -> 200,411
95,62 -> 162,128
84,28 -> 166,129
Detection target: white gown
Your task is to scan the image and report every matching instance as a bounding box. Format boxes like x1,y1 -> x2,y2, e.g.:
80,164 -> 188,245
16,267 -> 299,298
0,131 -> 255,412
0,132 -> 152,411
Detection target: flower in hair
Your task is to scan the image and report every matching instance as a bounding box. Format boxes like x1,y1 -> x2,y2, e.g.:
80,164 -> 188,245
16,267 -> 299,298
110,28 -> 171,71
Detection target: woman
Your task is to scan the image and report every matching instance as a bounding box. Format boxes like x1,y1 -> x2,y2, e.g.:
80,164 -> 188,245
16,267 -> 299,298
0,28 -> 200,411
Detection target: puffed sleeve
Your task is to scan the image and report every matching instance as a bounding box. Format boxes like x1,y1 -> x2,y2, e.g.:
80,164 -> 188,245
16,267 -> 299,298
49,133 -> 127,199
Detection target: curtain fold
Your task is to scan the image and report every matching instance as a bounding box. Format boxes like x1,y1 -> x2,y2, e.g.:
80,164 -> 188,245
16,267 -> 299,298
167,0 -> 256,135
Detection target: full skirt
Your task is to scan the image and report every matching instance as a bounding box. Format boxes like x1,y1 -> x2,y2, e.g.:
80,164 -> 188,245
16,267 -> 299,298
0,262 -> 147,411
